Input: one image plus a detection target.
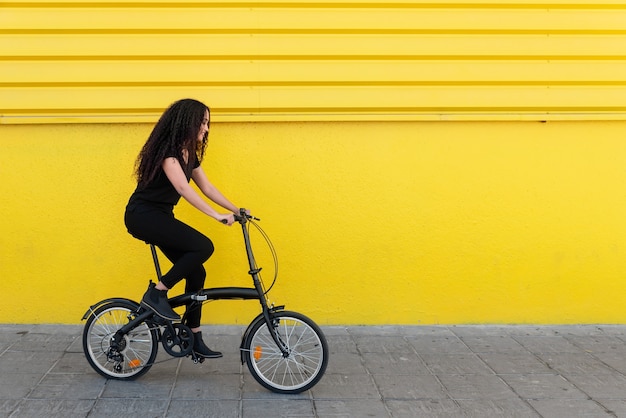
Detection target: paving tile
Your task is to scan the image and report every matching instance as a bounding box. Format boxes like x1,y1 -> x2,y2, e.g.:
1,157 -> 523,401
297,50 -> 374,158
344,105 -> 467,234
168,399 -> 239,418
9,399 -> 94,418
0,350 -> 62,373
437,374 -> 518,400
66,336 -> 84,353
372,374 -> 449,400
327,335 -> 358,354
538,352 -> 618,375
553,325 -> 610,337
362,351 -> 429,375
172,373 -> 241,400
315,399 -> 390,417
327,352 -> 368,375
406,335 -> 471,354
241,372 -> 310,400
3,324 -> 626,417
460,335 -> 529,353
353,336 -> 413,354
499,373 -> 589,400
528,398 -> 613,417
241,399 -> 314,418
397,326 -> 456,337
479,352 -> 552,375
9,332 -> 77,352
456,398 -> 541,417
141,353 -> 182,376
595,325 -> 626,337
310,374 -> 380,400
0,373 -> 42,399
0,324 -> 35,336
201,333 -> 242,355
50,351 -> 95,374
0,399 -> 21,417
451,325 -> 524,337
29,324 -> 82,335
178,352 -> 242,375
89,399 -> 169,418
385,399 -> 463,417
421,353 -> 494,375
564,335 -> 626,353
501,326 -> 564,337
591,350 -> 626,375
28,373 -> 106,400
321,326 -> 350,336
597,399 -> 626,416
101,376 -> 174,399
512,335 -> 584,354
565,372 -> 626,399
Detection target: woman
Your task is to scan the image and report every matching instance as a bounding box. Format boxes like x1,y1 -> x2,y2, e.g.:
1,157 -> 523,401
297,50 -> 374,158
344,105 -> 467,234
124,98 -> 241,358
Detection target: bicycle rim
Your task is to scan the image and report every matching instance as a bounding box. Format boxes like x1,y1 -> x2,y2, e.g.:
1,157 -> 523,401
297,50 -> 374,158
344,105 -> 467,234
245,312 -> 328,393
83,303 -> 157,379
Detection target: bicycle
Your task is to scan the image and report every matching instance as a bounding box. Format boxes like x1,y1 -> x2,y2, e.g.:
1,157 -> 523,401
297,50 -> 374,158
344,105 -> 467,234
81,209 -> 328,394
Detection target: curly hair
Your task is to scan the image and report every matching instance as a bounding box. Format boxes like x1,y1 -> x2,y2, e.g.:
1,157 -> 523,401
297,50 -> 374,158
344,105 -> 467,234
135,98 -> 210,187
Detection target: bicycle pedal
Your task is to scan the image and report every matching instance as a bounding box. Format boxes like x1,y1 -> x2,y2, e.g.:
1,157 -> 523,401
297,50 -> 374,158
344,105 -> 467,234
191,355 -> 205,364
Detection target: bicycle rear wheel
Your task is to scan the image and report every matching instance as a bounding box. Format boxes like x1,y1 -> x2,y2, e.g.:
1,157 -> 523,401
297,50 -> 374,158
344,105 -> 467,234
242,311 -> 328,394
82,300 -> 158,380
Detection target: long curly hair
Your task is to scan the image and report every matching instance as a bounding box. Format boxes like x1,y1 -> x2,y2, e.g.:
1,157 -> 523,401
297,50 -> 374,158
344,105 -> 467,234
135,98 -> 210,187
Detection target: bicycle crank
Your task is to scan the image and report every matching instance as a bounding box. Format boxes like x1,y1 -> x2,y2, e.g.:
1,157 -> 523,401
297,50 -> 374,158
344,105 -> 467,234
161,323 -> 194,357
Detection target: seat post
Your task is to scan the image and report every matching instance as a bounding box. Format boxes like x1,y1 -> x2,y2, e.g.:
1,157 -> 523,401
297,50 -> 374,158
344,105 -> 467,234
149,244 -> 163,281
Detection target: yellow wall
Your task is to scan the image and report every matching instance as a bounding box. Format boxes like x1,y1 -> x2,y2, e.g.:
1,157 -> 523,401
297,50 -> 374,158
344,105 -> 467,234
2,1 -> 626,324
2,0 -> 626,122
2,120 -> 626,325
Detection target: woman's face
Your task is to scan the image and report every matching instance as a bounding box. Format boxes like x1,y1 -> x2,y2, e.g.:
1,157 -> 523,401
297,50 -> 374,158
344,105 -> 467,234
197,109 -> 209,143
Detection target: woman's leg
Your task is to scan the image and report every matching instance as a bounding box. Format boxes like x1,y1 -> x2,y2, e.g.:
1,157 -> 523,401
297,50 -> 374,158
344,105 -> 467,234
158,246 -> 206,329
157,248 -> 222,358
126,208 -> 214,287
125,207 -> 213,320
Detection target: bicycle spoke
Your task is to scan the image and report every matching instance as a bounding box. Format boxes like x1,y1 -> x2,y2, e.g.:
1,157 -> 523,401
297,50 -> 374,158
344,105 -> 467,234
83,303 -> 157,379
245,313 -> 327,393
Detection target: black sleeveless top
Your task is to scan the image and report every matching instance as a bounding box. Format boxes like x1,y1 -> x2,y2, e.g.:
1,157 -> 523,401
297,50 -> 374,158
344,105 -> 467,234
126,157 -> 200,213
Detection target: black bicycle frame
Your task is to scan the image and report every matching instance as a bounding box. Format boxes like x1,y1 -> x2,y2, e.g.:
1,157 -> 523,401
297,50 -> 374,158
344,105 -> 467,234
102,210 -> 289,356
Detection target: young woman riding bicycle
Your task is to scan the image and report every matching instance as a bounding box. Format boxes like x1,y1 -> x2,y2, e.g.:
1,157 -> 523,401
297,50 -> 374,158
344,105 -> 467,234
124,98 -> 244,359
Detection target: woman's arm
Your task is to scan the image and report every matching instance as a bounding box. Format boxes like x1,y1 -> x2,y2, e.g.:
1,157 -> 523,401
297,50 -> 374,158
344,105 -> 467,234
191,166 -> 239,213
162,157 -> 235,225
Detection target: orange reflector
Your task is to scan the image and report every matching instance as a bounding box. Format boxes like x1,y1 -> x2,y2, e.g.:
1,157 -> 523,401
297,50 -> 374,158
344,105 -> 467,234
128,359 -> 142,368
253,346 -> 263,361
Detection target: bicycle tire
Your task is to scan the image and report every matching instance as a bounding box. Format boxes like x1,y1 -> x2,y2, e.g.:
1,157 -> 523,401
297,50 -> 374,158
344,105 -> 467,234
82,300 -> 158,380
242,311 -> 328,394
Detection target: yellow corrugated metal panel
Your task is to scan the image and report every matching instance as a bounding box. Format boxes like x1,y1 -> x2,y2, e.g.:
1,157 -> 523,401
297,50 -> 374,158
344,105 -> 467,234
1,1 -> 626,123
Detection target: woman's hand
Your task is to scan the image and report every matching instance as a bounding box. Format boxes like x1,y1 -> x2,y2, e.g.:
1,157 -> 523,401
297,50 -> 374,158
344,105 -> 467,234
216,213 -> 235,226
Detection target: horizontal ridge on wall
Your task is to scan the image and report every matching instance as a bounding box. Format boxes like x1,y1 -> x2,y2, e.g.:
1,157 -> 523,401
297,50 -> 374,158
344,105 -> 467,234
1,0 -> 626,123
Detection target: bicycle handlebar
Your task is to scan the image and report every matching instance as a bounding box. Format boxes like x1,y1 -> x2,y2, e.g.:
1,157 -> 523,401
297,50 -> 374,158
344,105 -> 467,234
220,208 -> 259,224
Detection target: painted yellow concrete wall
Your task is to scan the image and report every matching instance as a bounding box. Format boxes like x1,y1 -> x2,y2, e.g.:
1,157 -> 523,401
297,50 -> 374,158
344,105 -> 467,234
2,1 -> 626,122
2,1 -> 626,324
2,120 -> 626,325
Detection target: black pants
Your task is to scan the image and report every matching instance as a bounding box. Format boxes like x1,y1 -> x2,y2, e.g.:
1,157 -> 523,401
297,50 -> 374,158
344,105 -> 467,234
124,205 -> 214,328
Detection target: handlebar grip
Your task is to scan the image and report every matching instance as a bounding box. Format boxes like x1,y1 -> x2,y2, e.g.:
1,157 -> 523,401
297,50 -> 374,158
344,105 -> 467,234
238,208 -> 260,221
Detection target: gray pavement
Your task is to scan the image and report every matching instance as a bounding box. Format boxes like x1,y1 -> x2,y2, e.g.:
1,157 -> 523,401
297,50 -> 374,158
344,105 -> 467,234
2,324 -> 626,417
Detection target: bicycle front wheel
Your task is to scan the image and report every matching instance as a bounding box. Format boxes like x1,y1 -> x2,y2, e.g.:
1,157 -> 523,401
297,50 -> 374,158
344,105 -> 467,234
82,300 -> 158,380
242,311 -> 328,394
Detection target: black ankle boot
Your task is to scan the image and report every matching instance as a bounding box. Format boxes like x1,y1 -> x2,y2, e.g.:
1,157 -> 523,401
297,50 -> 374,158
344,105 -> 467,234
140,283 -> 181,321
193,331 -> 223,358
